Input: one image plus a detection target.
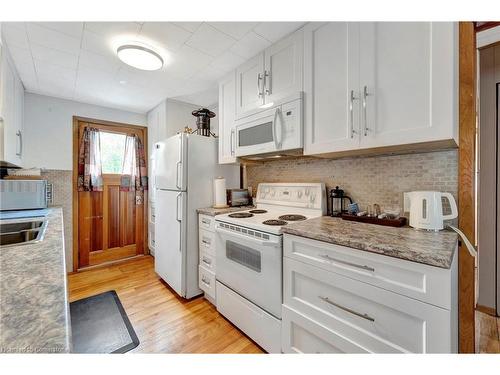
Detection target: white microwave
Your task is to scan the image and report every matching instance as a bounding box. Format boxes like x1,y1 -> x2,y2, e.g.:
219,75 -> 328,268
234,96 -> 303,158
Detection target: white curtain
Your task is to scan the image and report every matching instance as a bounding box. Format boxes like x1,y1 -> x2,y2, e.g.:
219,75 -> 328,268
121,135 -> 137,188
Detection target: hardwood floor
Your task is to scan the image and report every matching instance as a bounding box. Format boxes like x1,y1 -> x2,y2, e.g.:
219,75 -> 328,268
68,256 -> 264,353
476,310 -> 500,353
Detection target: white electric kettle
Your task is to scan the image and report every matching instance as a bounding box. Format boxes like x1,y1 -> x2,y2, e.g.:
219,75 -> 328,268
403,191 -> 458,231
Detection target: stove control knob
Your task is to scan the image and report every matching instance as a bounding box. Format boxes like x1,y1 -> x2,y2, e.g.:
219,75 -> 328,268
309,193 -> 316,203
297,190 -> 303,199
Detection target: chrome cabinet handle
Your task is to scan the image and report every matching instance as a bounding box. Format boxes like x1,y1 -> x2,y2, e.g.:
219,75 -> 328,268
16,130 -> 22,156
264,70 -> 271,95
202,257 -> 212,265
257,73 -> 263,97
319,296 -> 375,322
362,85 -> 371,136
349,90 -> 358,139
319,253 -> 375,272
230,129 -> 235,156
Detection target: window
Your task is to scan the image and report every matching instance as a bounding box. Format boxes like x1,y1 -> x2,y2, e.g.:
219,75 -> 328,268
99,131 -> 127,174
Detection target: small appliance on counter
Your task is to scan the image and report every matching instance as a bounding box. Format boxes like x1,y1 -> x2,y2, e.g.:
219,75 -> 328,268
404,191 -> 458,231
329,186 -> 353,217
226,188 -> 250,207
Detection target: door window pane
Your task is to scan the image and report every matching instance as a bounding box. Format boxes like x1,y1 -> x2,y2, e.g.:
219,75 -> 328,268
100,131 -> 127,174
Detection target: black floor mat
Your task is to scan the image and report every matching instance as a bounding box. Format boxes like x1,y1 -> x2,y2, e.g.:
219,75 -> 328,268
70,290 -> 139,353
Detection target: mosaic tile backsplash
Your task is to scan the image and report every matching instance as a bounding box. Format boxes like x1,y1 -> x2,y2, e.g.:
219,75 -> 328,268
245,150 -> 458,216
41,170 -> 73,271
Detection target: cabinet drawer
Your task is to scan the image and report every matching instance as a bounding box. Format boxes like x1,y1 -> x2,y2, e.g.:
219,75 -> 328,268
199,266 -> 216,299
199,229 -> 215,255
284,234 -> 454,309
199,248 -> 216,273
199,214 -> 215,232
282,306 -> 368,353
284,257 -> 454,353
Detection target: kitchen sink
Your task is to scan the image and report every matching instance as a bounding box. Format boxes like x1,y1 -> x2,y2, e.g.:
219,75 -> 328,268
0,219 -> 47,247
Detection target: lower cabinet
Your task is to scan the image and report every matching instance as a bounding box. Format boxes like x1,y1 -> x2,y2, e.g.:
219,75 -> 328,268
198,214 -> 217,304
282,235 -> 458,353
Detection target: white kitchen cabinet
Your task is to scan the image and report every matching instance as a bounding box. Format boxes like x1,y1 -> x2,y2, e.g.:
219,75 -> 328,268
303,22 -> 360,155
358,22 -> 457,149
218,72 -> 238,164
282,234 -> 458,353
235,29 -> 303,120
0,43 -> 24,167
198,213 -> 217,304
235,53 -> 265,118
304,22 -> 457,157
263,30 -> 303,105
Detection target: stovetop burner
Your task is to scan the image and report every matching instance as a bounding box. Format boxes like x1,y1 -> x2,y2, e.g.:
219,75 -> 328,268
278,214 -> 307,221
228,212 -> 254,218
249,209 -> 267,214
262,219 -> 288,226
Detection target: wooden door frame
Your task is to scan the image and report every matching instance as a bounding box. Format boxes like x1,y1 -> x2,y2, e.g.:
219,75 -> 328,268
72,116 -> 148,272
458,22 -> 477,353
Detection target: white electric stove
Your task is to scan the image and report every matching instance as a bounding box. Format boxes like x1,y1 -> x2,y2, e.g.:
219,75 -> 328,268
214,183 -> 326,353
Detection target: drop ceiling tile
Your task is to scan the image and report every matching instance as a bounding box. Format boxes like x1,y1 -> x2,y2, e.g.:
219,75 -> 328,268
253,22 -> 305,43
7,45 -> 37,88
230,31 -> 270,59
37,79 -> 75,100
173,22 -> 203,33
209,51 -> 245,74
81,29 -> 117,58
27,23 -> 81,55
165,44 -> 213,79
2,23 -> 29,49
186,23 -> 236,57
139,22 -> 192,51
209,22 -> 259,40
78,49 -> 121,73
191,64 -> 226,84
84,22 -> 141,38
35,22 -> 84,39
34,59 -> 77,85
31,44 -> 79,69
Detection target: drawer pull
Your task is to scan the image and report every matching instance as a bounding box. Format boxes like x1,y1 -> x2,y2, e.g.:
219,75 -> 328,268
202,238 -> 211,245
201,276 -> 211,286
202,257 -> 212,265
202,219 -> 211,225
319,296 -> 375,322
319,254 -> 375,272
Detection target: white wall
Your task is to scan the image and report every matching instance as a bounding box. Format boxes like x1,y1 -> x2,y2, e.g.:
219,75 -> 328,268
23,93 -> 147,170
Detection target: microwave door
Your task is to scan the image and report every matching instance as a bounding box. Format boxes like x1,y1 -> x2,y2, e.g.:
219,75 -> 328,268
235,112 -> 276,157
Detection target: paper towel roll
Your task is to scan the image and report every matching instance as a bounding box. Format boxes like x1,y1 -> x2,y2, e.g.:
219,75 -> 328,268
213,177 -> 228,208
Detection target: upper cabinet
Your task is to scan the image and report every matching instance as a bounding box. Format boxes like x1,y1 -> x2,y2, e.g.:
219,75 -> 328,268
0,43 -> 24,167
235,30 -> 303,120
218,72 -> 237,164
304,22 -> 457,156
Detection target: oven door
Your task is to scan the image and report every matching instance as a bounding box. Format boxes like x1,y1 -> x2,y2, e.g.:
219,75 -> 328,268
215,223 -> 282,318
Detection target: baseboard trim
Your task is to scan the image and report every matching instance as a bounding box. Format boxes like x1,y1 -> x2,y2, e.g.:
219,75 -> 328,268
476,304 -> 498,317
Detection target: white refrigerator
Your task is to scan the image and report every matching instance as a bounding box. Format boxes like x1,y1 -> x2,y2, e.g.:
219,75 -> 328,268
154,133 -> 239,298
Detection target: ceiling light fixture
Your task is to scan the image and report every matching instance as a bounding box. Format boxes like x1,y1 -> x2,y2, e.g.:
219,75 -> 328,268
117,44 -> 164,71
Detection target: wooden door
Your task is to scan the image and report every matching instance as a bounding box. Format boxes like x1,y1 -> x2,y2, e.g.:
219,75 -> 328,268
264,29 -> 303,105
235,53 -> 265,119
218,72 -> 237,164
74,118 -> 147,270
303,22 -> 360,156
358,22 -> 457,149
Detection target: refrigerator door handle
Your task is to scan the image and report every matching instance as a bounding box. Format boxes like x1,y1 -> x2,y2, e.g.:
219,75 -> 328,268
176,192 -> 182,222
176,135 -> 183,189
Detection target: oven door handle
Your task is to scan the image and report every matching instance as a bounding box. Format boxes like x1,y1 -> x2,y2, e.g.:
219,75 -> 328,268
216,226 -> 280,247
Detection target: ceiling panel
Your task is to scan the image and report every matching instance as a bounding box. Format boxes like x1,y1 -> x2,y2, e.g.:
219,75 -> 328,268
2,21 -> 304,112
230,31 -> 271,59
186,23 -> 236,57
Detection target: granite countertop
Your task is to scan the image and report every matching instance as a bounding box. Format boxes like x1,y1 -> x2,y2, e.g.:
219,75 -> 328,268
197,205 -> 256,216
281,216 -> 458,269
0,207 -> 71,353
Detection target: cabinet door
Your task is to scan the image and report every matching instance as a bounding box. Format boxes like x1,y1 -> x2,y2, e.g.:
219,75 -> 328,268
304,22 -> 360,156
263,29 -> 303,105
359,22 -> 457,149
235,53 -> 265,119
218,72 -> 237,164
